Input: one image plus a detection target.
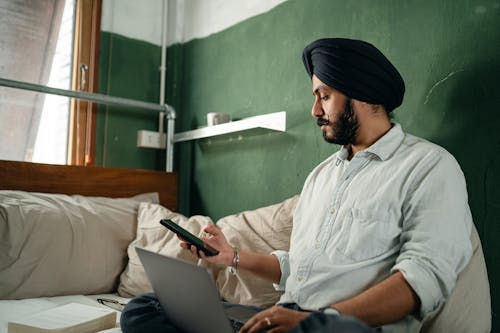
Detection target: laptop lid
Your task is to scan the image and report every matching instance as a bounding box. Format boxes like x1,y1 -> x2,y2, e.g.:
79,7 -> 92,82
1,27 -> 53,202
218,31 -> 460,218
135,247 -> 233,333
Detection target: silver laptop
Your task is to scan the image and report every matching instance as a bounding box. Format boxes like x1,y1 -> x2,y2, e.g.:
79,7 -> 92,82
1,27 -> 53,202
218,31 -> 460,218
135,247 -> 258,333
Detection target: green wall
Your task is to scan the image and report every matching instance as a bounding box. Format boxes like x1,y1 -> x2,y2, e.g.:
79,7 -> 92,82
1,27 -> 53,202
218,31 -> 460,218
99,0 -> 500,330
172,0 -> 500,329
96,32 -> 164,169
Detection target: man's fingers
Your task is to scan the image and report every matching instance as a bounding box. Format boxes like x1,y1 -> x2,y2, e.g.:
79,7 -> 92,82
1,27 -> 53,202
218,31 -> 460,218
240,312 -> 276,333
203,224 -> 219,235
239,314 -> 259,332
186,245 -> 199,257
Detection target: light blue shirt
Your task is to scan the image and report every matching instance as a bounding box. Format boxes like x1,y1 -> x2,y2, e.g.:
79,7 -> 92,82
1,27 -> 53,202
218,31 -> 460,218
272,123 -> 473,332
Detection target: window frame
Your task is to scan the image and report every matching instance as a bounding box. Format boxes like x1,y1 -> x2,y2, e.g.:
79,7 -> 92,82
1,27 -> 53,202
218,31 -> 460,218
68,0 -> 102,166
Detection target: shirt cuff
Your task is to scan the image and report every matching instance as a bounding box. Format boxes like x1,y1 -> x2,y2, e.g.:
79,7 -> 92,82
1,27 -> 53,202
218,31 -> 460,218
271,250 -> 289,291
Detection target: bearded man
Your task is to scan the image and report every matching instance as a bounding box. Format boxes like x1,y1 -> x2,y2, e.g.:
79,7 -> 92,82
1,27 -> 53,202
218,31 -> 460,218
121,38 -> 473,333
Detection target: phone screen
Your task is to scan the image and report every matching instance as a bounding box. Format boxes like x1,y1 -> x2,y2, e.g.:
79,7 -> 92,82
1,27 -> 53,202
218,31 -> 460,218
159,219 -> 219,256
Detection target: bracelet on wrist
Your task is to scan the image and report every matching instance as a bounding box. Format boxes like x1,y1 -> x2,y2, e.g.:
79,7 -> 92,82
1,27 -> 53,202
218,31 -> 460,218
229,246 -> 239,274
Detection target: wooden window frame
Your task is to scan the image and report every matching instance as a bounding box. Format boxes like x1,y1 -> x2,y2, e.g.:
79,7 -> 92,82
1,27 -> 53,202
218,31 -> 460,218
68,0 -> 102,166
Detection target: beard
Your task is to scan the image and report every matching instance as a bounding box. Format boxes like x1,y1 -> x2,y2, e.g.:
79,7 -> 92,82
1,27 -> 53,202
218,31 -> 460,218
317,97 -> 359,145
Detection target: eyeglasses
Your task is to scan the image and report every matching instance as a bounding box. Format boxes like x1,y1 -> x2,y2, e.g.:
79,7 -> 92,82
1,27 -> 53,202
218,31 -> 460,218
97,298 -> 127,311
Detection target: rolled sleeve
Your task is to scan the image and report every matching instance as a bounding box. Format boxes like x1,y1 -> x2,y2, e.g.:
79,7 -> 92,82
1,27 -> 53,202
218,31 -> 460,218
392,258 -> 453,319
392,150 -> 473,319
271,250 -> 290,291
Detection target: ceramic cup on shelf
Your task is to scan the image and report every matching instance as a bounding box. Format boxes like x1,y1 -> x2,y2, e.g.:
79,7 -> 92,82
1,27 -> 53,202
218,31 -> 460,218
206,112 -> 231,126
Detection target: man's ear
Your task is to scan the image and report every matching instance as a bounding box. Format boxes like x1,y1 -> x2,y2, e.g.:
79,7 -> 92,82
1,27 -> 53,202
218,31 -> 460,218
358,101 -> 386,115
352,100 -> 374,112
372,104 -> 387,115
352,101 -> 389,123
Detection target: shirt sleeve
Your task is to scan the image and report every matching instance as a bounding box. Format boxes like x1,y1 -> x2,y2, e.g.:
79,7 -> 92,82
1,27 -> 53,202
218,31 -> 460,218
392,149 -> 473,319
271,250 -> 290,291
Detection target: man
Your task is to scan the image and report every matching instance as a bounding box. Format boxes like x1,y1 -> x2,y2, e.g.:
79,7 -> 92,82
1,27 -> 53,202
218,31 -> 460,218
121,38 -> 473,333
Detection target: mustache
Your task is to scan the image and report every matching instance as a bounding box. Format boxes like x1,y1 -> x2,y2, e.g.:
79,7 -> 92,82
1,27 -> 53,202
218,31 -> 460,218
316,117 -> 330,126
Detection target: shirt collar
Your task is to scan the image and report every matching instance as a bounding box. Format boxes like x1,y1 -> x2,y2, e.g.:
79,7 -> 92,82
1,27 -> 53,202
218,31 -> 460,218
336,123 -> 405,162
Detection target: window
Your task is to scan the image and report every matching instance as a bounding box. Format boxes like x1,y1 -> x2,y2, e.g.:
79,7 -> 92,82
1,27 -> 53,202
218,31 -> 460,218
0,0 -> 101,166
32,0 -> 75,164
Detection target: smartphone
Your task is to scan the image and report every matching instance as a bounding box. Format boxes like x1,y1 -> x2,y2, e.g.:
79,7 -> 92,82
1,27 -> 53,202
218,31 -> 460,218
159,219 -> 219,256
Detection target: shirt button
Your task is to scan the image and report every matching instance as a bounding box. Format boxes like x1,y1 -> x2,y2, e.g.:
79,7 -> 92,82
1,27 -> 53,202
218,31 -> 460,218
330,208 -> 335,214
297,276 -> 303,281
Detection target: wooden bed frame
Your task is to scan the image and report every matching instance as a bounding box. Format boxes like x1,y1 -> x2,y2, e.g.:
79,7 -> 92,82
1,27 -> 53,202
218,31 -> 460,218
0,160 -> 178,211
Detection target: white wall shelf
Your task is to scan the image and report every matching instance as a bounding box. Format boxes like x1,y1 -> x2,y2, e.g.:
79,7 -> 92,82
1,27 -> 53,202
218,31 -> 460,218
173,111 -> 286,143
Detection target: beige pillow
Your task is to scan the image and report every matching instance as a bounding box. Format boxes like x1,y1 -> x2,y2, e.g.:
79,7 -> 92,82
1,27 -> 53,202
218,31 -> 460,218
215,195 -> 298,307
421,224 -> 491,333
0,190 -> 158,299
118,196 -> 298,306
117,203 -> 215,297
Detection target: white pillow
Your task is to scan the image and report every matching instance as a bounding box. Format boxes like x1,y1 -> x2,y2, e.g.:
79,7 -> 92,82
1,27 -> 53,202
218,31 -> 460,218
117,203 -> 215,297
215,195 -> 298,307
0,190 -> 158,299
117,197 -> 298,308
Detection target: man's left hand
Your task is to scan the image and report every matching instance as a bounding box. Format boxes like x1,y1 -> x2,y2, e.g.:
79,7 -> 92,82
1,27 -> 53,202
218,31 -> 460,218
239,306 -> 311,333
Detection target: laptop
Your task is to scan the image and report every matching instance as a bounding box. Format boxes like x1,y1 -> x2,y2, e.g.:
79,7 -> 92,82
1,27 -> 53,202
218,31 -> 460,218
135,247 -> 259,333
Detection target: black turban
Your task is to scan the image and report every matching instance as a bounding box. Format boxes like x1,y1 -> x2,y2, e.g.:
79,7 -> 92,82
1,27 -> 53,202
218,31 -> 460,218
302,38 -> 405,112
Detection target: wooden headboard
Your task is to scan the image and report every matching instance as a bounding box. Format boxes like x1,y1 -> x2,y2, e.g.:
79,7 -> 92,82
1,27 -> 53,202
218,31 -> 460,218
0,160 -> 178,211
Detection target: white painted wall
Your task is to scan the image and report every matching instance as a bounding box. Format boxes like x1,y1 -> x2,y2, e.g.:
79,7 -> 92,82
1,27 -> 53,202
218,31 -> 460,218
181,0 -> 287,42
101,0 -> 287,46
101,0 -> 164,45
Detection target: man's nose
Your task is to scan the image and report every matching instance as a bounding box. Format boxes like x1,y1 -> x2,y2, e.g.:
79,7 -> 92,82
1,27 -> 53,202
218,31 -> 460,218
311,98 -> 323,117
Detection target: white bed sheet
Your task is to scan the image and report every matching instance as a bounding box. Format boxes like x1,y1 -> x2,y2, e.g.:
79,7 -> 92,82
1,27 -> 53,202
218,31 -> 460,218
0,293 -> 130,333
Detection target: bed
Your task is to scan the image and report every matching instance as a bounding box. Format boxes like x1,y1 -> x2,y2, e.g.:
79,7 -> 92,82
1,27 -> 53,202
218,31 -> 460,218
0,160 -> 491,333
0,160 -> 178,332
0,159 -> 297,333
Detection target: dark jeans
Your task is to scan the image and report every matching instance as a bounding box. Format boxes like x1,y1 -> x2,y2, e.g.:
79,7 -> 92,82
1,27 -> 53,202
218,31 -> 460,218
120,293 -> 377,333
287,312 -> 378,333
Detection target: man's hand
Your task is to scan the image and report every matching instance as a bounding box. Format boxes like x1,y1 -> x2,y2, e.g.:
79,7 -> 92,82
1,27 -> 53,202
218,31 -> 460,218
180,225 -> 283,284
179,224 -> 234,266
239,306 -> 311,333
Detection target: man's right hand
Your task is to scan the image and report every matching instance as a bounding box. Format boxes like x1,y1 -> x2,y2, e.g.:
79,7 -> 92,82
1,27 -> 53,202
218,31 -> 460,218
180,224 -> 283,284
239,306 -> 311,333
179,224 -> 234,266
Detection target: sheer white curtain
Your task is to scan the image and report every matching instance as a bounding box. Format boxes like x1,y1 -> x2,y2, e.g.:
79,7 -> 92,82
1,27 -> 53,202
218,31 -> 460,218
0,0 -> 74,164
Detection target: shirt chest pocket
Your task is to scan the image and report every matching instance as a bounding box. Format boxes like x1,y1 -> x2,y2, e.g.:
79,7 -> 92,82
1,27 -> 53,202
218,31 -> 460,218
336,208 -> 401,261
